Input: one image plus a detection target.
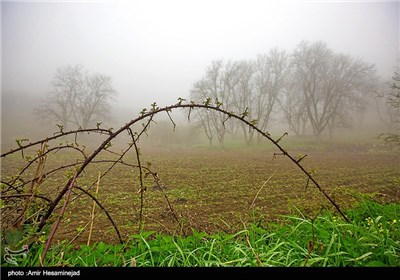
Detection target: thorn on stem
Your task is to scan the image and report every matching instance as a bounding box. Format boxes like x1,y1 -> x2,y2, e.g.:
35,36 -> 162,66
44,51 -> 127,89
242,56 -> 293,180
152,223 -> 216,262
296,154 -> 307,163
276,132 -> 288,143
305,178 -> 310,192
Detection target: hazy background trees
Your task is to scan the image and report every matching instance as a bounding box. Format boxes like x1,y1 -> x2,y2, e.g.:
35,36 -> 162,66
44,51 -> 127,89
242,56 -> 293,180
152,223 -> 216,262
292,41 -> 376,139
189,60 -> 240,146
35,65 -> 116,130
253,49 -> 289,143
189,40 -> 379,145
378,71 -> 400,149
189,49 -> 289,146
1,42 -> 393,150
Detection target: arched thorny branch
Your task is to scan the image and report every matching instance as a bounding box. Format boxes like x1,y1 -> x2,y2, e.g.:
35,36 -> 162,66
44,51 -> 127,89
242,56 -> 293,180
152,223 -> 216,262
1,100 -> 350,264
3,101 -> 351,226
1,194 -> 53,204
73,186 -> 123,244
127,127 -> 145,231
40,173 -> 77,266
8,145 -> 88,189
1,128 -> 112,158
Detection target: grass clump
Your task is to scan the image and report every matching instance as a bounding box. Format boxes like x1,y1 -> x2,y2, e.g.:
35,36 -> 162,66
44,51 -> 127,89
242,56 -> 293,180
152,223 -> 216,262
2,200 -> 399,267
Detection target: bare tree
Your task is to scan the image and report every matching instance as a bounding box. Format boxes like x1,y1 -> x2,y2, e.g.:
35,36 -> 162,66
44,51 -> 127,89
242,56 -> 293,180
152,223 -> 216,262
292,41 -> 376,139
190,78 -> 216,146
190,60 -> 239,146
228,50 -> 290,145
35,65 -> 116,130
376,79 -> 399,132
232,60 -> 256,145
191,41 -> 377,143
388,71 -> 400,110
225,50 -> 290,145
379,71 -> 400,149
254,49 -> 289,143
278,76 -> 308,136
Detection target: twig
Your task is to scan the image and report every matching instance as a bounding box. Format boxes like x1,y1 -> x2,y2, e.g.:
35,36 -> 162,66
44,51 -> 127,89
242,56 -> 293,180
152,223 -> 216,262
242,222 -> 263,267
188,106 -> 193,122
249,171 -> 276,209
11,145 -> 86,186
0,194 -> 52,204
166,110 -> 176,132
87,172 -> 101,246
15,142 -> 47,227
296,154 -> 307,163
152,174 -> 183,234
276,132 -> 288,143
39,173 -> 77,266
31,102 -> 349,238
303,217 -> 316,267
67,206 -> 103,246
305,178 -> 310,192
126,128 -> 146,232
133,137 -> 145,232
1,128 -> 111,158
74,186 -> 123,243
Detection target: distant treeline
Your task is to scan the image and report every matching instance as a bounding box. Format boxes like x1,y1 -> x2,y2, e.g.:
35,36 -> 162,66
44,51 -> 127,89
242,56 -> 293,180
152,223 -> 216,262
189,40 -> 393,146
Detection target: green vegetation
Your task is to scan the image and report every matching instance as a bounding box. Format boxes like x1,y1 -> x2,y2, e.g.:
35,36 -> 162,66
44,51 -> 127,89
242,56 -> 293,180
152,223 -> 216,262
2,200 -> 399,267
1,100 -> 399,268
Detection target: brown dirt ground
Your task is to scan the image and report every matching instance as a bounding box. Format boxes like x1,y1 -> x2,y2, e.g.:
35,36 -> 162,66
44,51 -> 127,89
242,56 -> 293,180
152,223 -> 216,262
1,147 -> 399,245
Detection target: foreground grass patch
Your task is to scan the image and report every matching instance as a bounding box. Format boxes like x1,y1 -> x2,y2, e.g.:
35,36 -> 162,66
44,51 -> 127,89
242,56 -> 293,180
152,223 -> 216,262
3,200 -> 399,267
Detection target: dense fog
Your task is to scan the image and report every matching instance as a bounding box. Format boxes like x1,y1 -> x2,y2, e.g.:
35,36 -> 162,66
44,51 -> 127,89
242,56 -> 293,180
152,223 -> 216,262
1,0 -> 399,148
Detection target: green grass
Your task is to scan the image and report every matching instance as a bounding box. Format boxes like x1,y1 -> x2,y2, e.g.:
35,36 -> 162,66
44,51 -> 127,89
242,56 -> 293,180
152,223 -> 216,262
2,200 -> 399,267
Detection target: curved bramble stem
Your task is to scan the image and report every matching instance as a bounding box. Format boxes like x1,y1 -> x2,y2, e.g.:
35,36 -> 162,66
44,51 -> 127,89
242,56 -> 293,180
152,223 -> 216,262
2,101 -> 350,260
39,172 -> 77,266
74,186 -> 123,244
2,128 -> 112,158
34,102 -> 350,236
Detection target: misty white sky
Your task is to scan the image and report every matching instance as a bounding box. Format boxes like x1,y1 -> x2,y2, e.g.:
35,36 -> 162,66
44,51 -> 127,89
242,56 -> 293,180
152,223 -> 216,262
2,0 -> 399,110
